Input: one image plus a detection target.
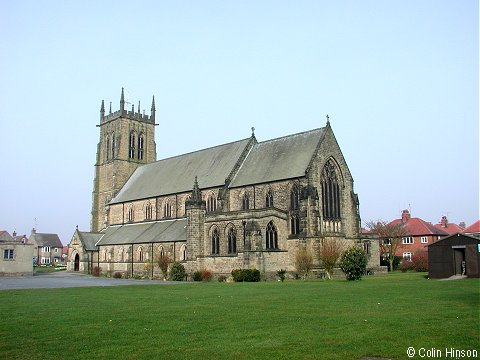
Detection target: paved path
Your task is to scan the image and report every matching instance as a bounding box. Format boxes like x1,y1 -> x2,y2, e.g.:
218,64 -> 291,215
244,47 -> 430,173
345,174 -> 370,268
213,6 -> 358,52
0,272 -> 184,290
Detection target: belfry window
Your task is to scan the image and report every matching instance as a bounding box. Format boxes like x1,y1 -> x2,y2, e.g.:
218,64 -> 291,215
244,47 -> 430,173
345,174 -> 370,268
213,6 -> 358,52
111,132 -> 115,159
242,193 -> 249,210
265,190 -> 273,208
290,215 -> 300,235
138,133 -> 144,160
228,228 -> 237,254
211,229 -> 220,255
129,130 -> 136,159
106,135 -> 110,161
266,221 -> 278,250
290,185 -> 300,210
321,159 -> 341,220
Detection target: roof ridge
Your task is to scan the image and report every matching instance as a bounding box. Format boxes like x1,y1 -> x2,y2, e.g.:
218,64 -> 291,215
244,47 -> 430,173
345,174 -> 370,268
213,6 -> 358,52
256,127 -> 324,145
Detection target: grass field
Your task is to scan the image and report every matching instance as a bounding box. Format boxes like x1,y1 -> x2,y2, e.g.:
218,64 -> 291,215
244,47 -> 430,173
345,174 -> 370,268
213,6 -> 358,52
0,272 -> 478,360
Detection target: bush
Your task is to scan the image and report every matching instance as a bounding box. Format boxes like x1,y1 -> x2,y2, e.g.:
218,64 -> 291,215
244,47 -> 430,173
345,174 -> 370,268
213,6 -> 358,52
412,252 -> 428,272
218,275 -> 227,282
277,269 -> 287,282
113,272 -> 122,279
339,247 -> 367,281
92,266 -> 102,277
380,256 -> 402,271
169,262 -> 186,281
231,269 -> 260,282
193,270 -> 202,282
200,269 -> 213,282
295,247 -> 314,280
400,260 -> 414,272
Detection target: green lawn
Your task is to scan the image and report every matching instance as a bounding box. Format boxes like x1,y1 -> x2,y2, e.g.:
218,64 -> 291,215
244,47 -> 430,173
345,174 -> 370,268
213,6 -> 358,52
1,272 -> 478,360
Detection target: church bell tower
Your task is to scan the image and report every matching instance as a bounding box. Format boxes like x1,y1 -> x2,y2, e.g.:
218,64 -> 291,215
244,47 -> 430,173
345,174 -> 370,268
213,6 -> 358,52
91,88 -> 157,232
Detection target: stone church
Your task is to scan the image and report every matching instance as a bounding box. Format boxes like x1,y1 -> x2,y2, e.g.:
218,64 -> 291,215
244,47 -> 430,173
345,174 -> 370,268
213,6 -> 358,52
68,89 -> 374,278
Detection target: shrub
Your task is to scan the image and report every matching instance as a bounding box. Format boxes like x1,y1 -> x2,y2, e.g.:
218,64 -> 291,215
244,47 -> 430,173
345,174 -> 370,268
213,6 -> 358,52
412,252 -> 428,272
193,270 -> 202,282
200,269 -> 213,282
400,260 -> 414,272
218,275 -> 227,282
317,239 -> 343,279
157,253 -> 170,279
169,262 -> 186,281
92,266 -> 101,277
295,247 -> 314,280
277,269 -> 287,282
231,269 -> 260,282
380,256 -> 402,271
113,272 -> 122,279
339,247 -> 367,281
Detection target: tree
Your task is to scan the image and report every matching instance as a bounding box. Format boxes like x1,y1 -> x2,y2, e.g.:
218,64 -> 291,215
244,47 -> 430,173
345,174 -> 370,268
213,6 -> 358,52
157,252 -> 170,280
366,220 -> 407,272
339,246 -> 367,280
169,262 -> 186,281
317,239 -> 343,279
295,247 -> 313,280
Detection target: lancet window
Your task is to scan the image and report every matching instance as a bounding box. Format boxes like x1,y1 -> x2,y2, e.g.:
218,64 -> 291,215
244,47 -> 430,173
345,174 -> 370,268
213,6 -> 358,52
211,228 -> 220,255
266,221 -> 278,250
321,159 -> 341,220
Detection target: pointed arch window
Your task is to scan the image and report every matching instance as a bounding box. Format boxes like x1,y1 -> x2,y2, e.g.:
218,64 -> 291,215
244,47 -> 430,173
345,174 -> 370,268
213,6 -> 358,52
180,245 -> 187,261
290,215 -> 300,235
228,227 -> 237,254
211,228 -> 220,255
106,135 -> 110,161
207,195 -> 217,213
265,190 -> 274,208
242,193 -> 250,210
111,132 -> 115,159
321,159 -> 341,220
266,221 -> 278,249
164,201 -> 172,218
144,202 -> 153,220
138,246 -> 144,262
184,195 -> 191,215
127,205 -> 134,223
129,130 -> 136,159
138,133 -> 144,160
290,185 -> 300,210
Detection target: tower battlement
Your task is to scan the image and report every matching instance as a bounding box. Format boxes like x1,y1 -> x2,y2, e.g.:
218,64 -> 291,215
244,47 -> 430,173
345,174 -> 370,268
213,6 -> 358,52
99,87 -> 156,126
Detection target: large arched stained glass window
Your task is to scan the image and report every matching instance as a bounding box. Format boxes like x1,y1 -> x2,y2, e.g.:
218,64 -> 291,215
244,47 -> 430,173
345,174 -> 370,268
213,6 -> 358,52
266,221 -> 278,249
321,159 -> 341,220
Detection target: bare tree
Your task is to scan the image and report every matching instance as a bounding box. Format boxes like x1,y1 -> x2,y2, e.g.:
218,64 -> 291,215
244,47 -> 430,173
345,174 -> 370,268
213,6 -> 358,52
317,239 -> 343,279
295,247 -> 314,280
366,220 -> 406,272
157,252 -> 170,280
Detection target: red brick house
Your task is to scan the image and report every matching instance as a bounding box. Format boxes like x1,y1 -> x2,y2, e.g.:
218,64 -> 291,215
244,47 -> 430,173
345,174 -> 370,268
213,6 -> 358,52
463,220 -> 480,235
434,215 -> 465,235
388,210 -> 449,260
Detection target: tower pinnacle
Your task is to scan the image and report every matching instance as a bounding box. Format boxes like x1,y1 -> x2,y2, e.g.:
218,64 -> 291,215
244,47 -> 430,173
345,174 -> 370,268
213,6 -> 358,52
120,87 -> 125,115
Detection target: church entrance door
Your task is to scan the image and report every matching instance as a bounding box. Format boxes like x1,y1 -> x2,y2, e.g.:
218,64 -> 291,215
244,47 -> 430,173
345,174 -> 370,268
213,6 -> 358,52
74,254 -> 80,271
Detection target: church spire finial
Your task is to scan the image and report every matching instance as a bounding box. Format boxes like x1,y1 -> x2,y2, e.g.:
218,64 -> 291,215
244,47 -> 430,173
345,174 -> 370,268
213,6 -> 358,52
120,87 -> 125,115
326,114 -> 330,125
251,126 -> 255,137
151,95 -> 156,122
100,100 -> 105,121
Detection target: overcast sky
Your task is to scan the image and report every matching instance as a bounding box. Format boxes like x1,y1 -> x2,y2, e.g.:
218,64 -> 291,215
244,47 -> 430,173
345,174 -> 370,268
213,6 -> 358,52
1,0 -> 478,245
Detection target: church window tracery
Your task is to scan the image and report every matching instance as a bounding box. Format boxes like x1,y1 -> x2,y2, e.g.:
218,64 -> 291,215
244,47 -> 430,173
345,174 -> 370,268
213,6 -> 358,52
321,159 -> 341,220
129,130 -> 136,159
144,202 -> 153,220
211,228 -> 220,255
227,227 -> 237,254
265,189 -> 274,208
138,133 -> 144,160
242,193 -> 249,210
290,185 -> 300,210
207,194 -> 217,213
164,201 -> 172,218
290,215 -> 300,235
266,221 -> 278,250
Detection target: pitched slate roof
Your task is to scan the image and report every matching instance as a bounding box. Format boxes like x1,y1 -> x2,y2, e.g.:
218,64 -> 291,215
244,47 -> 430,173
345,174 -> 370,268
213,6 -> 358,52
77,231 -> 102,251
111,138 -> 253,204
31,233 -> 63,247
96,219 -> 187,246
230,128 -> 325,187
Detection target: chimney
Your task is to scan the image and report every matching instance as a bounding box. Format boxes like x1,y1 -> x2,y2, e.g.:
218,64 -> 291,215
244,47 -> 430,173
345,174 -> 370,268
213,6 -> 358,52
12,231 -> 17,237
440,216 -> 448,228
401,209 -> 411,223
459,222 -> 466,229
31,228 -> 36,234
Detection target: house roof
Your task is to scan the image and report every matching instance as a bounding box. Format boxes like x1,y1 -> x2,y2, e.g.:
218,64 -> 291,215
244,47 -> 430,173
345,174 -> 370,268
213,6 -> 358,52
96,219 -> 187,246
0,231 -> 14,242
433,223 -> 465,235
111,137 -> 253,204
230,128 -> 325,187
31,233 -> 63,248
389,217 -> 449,237
463,220 -> 480,234
77,231 -> 102,251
